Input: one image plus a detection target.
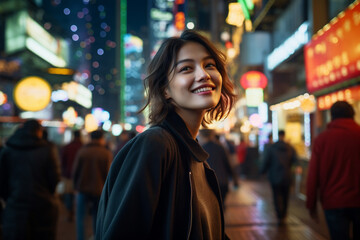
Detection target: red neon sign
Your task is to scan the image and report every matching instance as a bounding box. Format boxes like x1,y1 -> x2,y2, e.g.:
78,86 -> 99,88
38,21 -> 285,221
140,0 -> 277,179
240,71 -> 268,89
305,1 -> 360,93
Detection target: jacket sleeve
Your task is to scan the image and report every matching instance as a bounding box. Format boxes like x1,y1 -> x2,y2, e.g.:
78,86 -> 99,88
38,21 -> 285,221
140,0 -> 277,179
96,129 -> 175,239
306,138 -> 320,210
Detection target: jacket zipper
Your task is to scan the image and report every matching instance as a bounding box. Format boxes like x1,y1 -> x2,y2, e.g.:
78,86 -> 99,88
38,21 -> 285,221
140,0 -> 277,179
187,171 -> 193,240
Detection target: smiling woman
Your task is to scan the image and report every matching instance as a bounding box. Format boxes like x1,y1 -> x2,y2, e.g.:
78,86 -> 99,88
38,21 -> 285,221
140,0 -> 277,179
96,30 -> 237,240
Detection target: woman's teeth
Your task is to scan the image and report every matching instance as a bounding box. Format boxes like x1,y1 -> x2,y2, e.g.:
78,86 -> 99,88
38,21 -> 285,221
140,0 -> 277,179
193,87 -> 212,93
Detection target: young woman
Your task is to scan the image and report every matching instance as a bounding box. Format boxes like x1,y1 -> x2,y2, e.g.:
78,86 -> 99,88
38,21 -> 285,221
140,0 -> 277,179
96,30 -> 236,240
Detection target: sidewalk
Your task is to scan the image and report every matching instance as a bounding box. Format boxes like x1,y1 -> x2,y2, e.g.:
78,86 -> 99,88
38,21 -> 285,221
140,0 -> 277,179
224,178 -> 330,240
56,178 -> 330,240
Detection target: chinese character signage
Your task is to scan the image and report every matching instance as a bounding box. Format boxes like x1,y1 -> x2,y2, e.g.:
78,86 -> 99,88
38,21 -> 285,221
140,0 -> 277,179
305,1 -> 360,93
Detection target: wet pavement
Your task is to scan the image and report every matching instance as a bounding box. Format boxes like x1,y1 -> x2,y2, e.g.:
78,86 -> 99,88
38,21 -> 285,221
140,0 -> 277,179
56,178 -> 330,240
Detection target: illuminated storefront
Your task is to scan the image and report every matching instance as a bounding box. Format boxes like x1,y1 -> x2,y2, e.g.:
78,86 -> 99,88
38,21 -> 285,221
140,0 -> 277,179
270,93 -> 316,160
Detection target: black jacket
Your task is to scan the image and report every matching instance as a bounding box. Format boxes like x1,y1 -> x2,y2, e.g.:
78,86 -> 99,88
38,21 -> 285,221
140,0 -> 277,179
96,111 -> 227,240
260,140 -> 297,185
0,126 -> 61,234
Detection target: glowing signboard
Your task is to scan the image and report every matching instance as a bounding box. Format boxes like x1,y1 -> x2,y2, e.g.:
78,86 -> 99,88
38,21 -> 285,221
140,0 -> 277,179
305,1 -> 360,93
317,85 -> 360,110
245,88 -> 263,107
14,76 -> 52,111
240,71 -> 268,89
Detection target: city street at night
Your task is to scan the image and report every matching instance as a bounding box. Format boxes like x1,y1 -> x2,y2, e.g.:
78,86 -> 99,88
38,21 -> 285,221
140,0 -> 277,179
1,0 -> 360,239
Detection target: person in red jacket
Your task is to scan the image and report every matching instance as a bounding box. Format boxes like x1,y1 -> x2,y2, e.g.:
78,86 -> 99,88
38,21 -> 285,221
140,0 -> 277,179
306,101 -> 360,240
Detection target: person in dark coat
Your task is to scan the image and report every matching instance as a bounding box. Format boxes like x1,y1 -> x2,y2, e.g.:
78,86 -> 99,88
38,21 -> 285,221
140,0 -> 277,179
96,30 -> 236,239
306,101 -> 360,240
198,129 -> 239,208
72,130 -> 112,240
260,130 -> 297,225
0,119 -> 61,240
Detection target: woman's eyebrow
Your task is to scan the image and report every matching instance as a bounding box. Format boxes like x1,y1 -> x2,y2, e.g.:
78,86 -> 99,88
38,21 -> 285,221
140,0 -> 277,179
175,56 -> 214,66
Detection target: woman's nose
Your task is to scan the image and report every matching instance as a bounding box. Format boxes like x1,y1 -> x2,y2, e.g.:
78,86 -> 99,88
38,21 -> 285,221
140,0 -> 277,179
196,67 -> 210,81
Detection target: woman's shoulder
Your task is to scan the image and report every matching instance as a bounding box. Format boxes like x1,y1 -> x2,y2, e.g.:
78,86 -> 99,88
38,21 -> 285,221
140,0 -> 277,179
122,125 -> 178,153
136,125 -> 173,142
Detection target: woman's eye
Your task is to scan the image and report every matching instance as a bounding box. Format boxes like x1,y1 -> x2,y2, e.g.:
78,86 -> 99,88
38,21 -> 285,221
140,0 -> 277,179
179,66 -> 191,72
206,63 -> 216,68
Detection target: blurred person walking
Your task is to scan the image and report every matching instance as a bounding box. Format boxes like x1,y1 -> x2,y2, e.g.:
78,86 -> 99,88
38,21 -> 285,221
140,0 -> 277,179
198,129 -> 239,208
306,101 -> 360,240
236,137 -> 248,178
72,130 -> 112,240
260,130 -> 298,225
0,119 -> 61,240
60,130 -> 83,222
96,30 -> 236,239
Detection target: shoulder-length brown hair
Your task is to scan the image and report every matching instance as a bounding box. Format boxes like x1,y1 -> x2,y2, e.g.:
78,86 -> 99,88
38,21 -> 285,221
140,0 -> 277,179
140,30 -> 237,126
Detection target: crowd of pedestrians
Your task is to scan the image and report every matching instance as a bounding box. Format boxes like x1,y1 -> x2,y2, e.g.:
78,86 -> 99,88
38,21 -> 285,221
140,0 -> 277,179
0,30 -> 359,240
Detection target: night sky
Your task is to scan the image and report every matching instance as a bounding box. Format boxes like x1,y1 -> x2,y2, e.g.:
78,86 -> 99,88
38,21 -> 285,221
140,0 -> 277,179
41,0 -> 148,120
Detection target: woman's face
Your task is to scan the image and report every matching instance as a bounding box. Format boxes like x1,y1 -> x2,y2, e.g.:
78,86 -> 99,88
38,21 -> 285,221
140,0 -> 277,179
165,42 -> 222,116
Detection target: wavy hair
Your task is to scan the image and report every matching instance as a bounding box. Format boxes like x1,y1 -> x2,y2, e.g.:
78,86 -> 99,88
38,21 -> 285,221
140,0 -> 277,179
140,30 -> 236,126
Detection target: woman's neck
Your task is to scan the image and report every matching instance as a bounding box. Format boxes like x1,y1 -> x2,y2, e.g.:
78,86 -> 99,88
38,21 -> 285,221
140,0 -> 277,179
175,109 -> 204,139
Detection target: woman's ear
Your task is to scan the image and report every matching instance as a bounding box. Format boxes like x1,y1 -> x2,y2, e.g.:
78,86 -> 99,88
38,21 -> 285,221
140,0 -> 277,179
164,88 -> 171,100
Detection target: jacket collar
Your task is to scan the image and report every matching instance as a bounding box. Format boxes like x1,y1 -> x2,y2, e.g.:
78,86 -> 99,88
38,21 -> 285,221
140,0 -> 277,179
160,110 -> 209,162
327,118 -> 360,131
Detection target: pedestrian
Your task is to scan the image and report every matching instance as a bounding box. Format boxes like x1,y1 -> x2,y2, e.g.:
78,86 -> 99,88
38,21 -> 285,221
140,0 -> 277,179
0,119 -> 61,239
96,30 -> 236,239
236,136 -> 248,177
72,130 -> 112,240
260,130 -> 298,225
198,129 -> 239,208
61,130 -> 83,222
306,101 -> 360,240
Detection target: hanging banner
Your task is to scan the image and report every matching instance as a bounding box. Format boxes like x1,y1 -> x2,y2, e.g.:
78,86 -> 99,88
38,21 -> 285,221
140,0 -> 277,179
305,1 -> 360,93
